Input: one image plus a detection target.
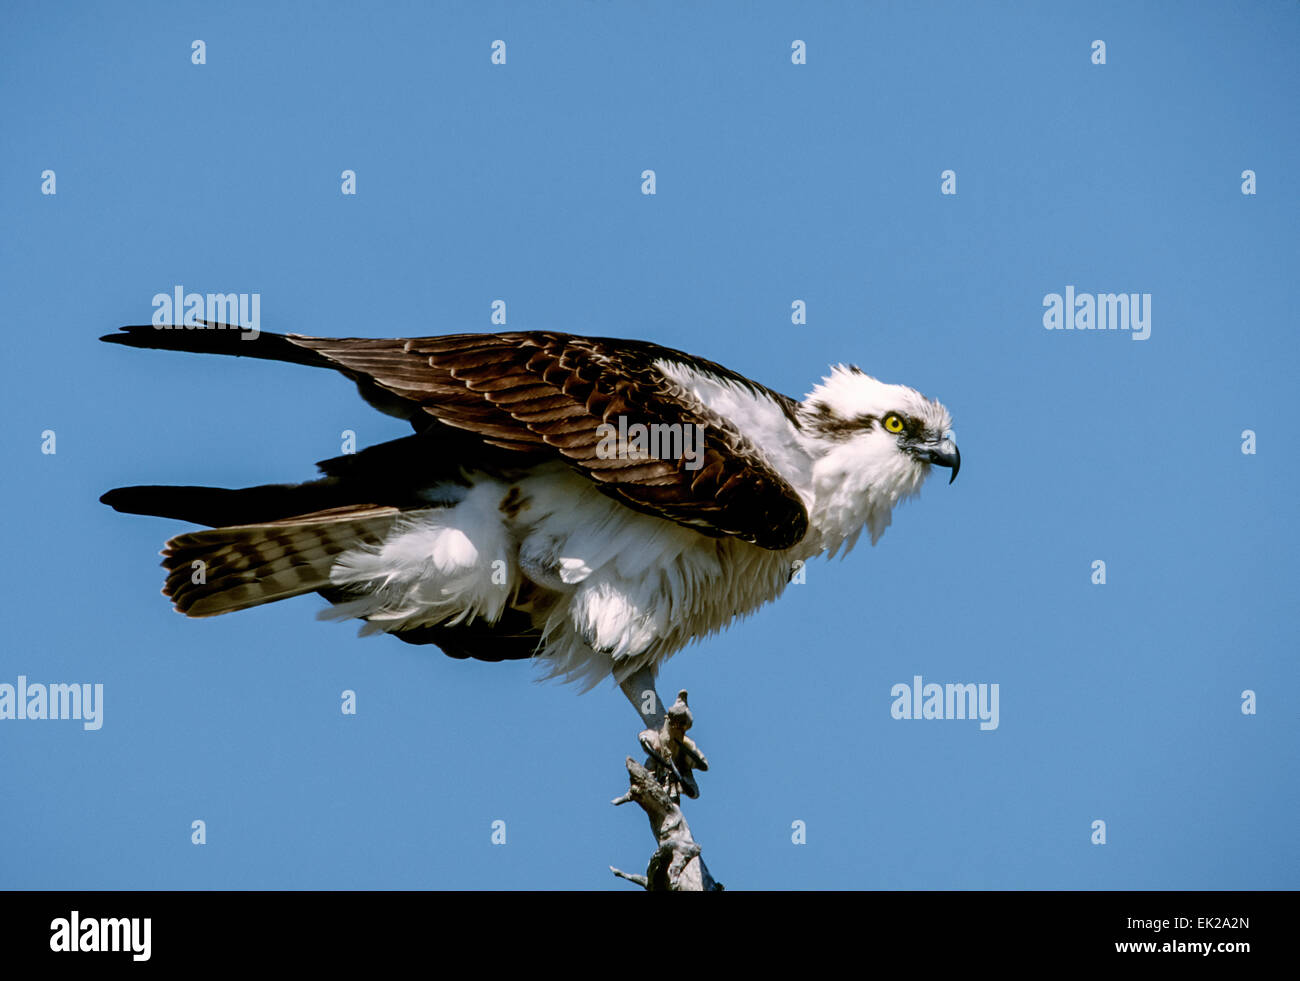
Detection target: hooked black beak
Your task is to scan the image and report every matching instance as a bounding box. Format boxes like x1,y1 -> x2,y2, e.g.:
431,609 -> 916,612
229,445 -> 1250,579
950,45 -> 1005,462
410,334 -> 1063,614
919,437 -> 961,484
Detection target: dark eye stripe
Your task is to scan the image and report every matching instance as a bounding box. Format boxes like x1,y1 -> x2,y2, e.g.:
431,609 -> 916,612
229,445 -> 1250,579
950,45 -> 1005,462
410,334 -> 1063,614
805,406 -> 930,442
806,405 -> 877,440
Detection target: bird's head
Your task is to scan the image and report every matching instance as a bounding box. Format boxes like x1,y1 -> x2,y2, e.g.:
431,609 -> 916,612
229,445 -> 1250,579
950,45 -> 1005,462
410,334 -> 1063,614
798,365 -> 959,551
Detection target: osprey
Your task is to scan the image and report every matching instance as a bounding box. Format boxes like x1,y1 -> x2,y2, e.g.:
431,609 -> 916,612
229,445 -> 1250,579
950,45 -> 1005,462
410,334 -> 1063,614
100,325 -> 959,727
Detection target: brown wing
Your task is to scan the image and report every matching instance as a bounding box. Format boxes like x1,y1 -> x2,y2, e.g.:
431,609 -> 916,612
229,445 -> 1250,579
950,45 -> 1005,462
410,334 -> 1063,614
102,326 -> 810,549
287,332 -> 808,549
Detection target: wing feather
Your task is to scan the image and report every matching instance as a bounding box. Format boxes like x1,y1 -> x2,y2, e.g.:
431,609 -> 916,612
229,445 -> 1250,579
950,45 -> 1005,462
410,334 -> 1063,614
291,332 -> 808,548
104,326 -> 809,549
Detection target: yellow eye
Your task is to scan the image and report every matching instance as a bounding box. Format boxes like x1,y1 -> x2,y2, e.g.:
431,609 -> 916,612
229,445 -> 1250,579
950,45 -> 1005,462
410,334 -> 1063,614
884,414 -> 905,433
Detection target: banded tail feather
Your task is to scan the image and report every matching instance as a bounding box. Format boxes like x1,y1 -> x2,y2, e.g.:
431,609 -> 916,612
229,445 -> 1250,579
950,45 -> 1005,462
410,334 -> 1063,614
160,506 -> 400,618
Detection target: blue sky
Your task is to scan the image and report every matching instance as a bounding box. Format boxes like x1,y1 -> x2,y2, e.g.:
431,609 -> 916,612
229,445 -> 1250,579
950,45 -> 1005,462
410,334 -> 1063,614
1,1 -> 1296,890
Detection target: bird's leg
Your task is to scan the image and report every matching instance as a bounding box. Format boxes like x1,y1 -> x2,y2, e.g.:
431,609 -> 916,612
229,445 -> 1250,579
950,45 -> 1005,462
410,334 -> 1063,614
619,666 -> 666,730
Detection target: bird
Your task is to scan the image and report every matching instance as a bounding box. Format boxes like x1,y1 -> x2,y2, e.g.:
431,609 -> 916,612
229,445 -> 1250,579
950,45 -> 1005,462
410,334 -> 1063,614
100,323 -> 960,729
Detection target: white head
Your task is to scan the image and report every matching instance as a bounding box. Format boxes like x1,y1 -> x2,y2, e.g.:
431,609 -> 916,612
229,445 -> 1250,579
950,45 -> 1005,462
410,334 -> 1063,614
798,365 -> 958,553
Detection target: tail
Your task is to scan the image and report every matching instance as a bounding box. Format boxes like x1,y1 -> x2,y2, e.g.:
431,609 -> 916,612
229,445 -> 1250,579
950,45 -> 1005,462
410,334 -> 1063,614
98,324 -> 537,649
161,506 -> 400,617
99,435 -> 461,617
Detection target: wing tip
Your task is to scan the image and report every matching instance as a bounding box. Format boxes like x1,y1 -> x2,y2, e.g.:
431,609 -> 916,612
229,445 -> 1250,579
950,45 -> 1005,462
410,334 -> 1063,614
100,326 -> 149,345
